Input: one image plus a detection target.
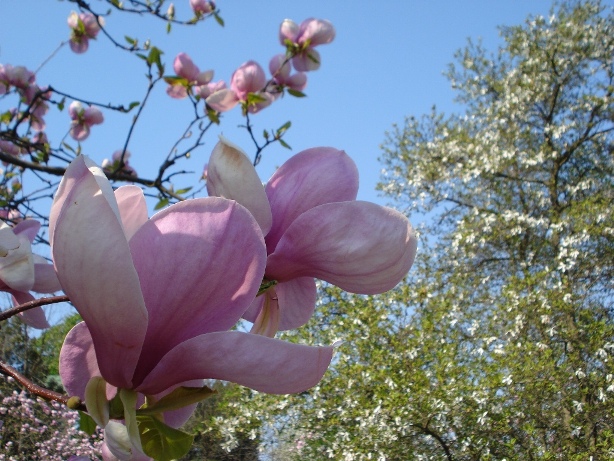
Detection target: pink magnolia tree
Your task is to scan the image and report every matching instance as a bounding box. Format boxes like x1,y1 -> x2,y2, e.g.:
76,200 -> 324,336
0,1 -> 417,460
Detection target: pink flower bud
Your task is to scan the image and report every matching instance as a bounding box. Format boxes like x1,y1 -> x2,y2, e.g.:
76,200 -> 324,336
173,52 -> 200,81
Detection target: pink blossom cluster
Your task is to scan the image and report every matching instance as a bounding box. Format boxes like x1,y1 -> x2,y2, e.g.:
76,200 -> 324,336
0,64 -> 50,136
190,0 -> 216,16
67,12 -> 103,54
0,377 -> 103,460
166,17 -> 334,114
45,135 -> 416,459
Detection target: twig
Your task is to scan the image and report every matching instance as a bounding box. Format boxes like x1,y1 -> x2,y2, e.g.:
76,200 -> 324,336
0,295 -> 70,323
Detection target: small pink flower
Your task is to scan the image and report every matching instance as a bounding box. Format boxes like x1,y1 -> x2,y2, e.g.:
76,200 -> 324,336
68,101 -> 104,141
166,53 -> 214,99
206,61 -> 270,113
68,11 -> 103,54
280,18 -> 335,72
190,0 -> 215,15
102,150 -> 138,177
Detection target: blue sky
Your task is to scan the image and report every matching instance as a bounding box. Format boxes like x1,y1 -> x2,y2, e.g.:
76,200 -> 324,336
0,0 -> 574,211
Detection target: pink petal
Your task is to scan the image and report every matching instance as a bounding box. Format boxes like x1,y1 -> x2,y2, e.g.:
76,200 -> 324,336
275,277 -> 317,330
51,157 -> 148,389
0,232 -> 35,292
206,137 -> 272,234
136,331 -> 334,395
12,291 -> 50,329
128,197 -> 266,385
265,147 -> 358,253
291,49 -> 321,72
173,53 -> 200,82
32,260 -> 62,293
230,61 -> 266,100
83,107 -> 104,125
12,219 -> 41,243
114,186 -> 148,241
59,322 -> 107,399
69,122 -> 90,141
205,89 -> 239,112
266,201 -> 418,294
298,18 -> 336,46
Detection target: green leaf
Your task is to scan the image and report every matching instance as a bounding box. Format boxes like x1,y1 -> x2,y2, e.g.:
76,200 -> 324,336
138,415 -> 194,461
154,198 -> 169,210
128,101 -> 140,111
124,35 -> 136,45
57,97 -> 66,111
206,108 -> 220,124
137,385 -> 215,416
166,22 -> 172,34
175,187 -> 193,196
263,129 -> 269,140
213,12 -> 224,27
278,139 -> 292,150
276,120 -> 292,136
163,76 -> 188,86
78,411 -> 98,436
287,89 -> 306,98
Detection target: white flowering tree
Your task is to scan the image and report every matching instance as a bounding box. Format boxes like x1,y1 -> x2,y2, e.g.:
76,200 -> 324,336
214,1 -> 614,459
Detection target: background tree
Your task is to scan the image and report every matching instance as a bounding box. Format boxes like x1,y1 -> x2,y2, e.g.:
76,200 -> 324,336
221,1 -> 614,459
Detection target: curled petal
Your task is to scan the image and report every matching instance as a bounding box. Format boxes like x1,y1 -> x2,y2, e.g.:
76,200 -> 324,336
265,147 -> 358,253
267,201 -> 417,294
52,156 -> 148,389
32,256 -> 62,293
83,107 -> 104,125
136,331 -> 334,395
275,277 -> 317,330
207,136 -> 272,234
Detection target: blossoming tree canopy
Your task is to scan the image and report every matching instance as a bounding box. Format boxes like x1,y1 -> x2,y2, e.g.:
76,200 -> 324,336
50,155 -> 334,459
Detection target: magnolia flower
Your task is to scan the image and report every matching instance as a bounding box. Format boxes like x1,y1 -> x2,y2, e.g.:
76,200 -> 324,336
102,150 -> 137,177
68,11 -> 103,54
51,156 -> 333,459
0,219 -> 62,329
190,0 -> 215,15
206,137 -> 417,335
269,54 -> 307,95
165,53 -> 214,99
69,101 -> 104,141
280,18 -> 335,72
206,61 -> 273,113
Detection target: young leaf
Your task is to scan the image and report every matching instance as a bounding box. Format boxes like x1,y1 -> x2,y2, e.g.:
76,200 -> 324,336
213,13 -> 224,27
138,415 -> 194,461
154,197 -> 169,210
78,411 -> 98,436
287,89 -> 306,98
278,139 -> 292,150
137,385 -> 215,416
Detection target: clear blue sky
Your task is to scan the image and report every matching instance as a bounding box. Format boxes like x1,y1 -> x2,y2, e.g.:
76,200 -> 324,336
1,1 -> 585,208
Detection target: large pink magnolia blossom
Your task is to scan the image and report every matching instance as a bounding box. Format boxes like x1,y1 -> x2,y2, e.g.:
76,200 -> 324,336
68,11 -> 103,54
68,101 -> 104,141
205,60 -> 273,113
166,52 -> 214,99
206,137 -> 417,335
279,18 -> 335,72
50,156 -> 334,458
0,219 -> 62,328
